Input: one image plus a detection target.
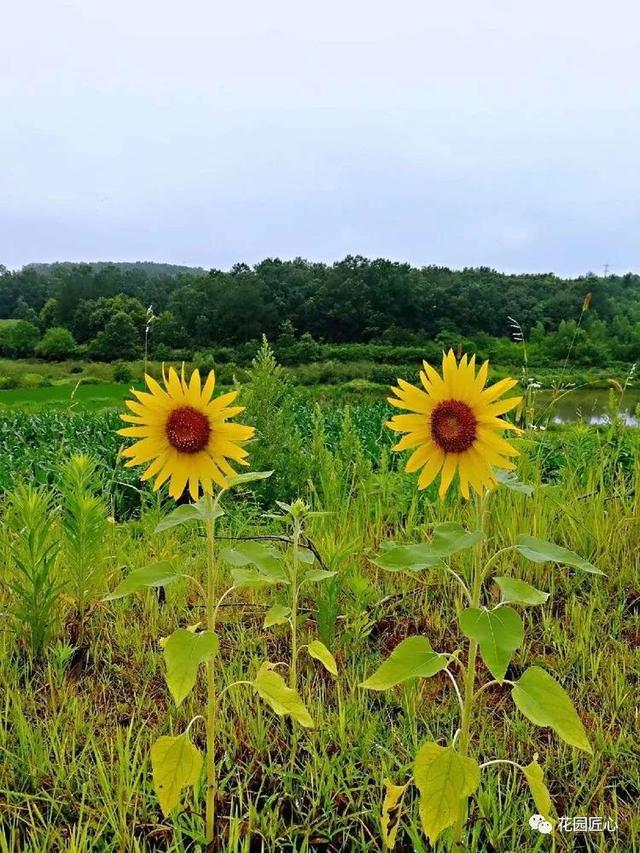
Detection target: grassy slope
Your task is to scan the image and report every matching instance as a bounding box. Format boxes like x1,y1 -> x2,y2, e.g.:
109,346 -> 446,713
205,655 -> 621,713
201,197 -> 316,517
0,413 -> 638,851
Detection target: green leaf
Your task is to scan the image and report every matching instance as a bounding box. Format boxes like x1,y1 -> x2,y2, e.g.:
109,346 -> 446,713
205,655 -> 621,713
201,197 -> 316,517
414,741 -> 480,845
515,534 -> 603,575
295,547 -> 315,564
522,759 -> 555,823
193,495 -> 226,521
253,663 -> 314,728
263,603 -> 291,628
302,568 -> 337,584
151,733 -> 202,816
380,779 -> 408,850
226,470 -> 273,487
230,567 -> 278,590
163,628 -> 219,705
220,541 -> 287,583
307,639 -> 338,676
494,469 -> 533,496
458,606 -> 524,682
372,522 -> 482,572
511,666 -> 592,753
360,636 -> 448,690
494,576 -> 549,607
155,504 -> 207,532
103,561 -> 178,601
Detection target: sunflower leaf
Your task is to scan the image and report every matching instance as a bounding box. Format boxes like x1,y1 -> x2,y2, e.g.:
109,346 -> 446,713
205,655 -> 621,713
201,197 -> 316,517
301,568 -> 336,584
522,759 -> 555,824
151,733 -> 202,816
163,628 -> 218,705
494,576 -> 549,607
263,603 -> 291,628
515,535 -> 603,575
252,663 -> 314,728
372,522 -> 482,572
511,666 -> 592,753
221,541 -> 289,586
414,741 -> 480,845
380,779 -> 408,850
226,470 -> 274,488
494,469 -> 534,496
306,639 -> 338,675
360,636 -> 448,690
103,561 -> 179,601
155,503 -> 223,532
458,606 -> 523,682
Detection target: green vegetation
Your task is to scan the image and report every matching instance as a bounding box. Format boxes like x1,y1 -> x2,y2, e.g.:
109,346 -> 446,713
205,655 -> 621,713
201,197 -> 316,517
0,293 -> 637,853
0,382 -> 640,853
1,257 -> 640,368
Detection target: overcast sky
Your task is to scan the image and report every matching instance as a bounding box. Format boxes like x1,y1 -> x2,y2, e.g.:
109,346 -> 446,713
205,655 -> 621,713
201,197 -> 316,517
2,0 -> 639,275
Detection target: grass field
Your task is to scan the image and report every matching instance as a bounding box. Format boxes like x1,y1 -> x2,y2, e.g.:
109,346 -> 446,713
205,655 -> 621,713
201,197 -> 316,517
0,352 -> 638,852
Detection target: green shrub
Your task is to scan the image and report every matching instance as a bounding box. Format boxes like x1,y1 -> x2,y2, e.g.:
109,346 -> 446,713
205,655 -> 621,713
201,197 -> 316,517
113,362 -> 133,383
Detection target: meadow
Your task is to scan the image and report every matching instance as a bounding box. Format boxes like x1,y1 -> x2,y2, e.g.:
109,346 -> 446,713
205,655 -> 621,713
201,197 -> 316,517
0,345 -> 638,852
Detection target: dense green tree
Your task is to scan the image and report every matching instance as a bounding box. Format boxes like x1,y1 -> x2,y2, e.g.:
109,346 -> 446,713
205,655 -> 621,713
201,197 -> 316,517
89,312 -> 142,361
0,257 -> 638,365
9,321 -> 41,356
36,327 -> 77,360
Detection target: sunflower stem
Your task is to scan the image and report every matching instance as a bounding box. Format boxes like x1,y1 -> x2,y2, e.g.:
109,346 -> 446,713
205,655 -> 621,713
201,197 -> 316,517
451,490 -> 486,850
205,511 -> 217,845
289,517 -> 302,690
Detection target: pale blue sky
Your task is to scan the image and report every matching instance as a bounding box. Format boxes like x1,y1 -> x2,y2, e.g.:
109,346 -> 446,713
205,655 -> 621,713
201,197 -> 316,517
2,0 -> 639,275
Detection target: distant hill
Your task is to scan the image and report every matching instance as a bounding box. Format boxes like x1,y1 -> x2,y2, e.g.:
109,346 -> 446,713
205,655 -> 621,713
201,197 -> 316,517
23,261 -> 205,277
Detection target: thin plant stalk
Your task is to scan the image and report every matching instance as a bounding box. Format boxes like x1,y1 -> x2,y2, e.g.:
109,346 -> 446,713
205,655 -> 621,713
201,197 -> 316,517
205,509 -> 217,844
289,517 -> 302,690
451,490 -> 486,850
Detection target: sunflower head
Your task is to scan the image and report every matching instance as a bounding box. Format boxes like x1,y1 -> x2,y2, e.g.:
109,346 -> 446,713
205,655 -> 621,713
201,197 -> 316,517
118,366 -> 255,501
387,350 -> 522,499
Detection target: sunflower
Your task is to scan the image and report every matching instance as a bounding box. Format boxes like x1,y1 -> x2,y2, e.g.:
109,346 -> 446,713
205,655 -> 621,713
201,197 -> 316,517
387,350 -> 522,499
118,366 -> 255,501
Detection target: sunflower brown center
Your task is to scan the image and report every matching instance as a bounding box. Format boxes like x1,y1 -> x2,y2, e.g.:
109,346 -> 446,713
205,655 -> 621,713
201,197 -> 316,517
431,400 -> 477,453
166,406 -> 211,454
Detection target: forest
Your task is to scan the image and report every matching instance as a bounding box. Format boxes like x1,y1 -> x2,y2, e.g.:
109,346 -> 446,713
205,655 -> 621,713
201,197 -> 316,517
0,257 -> 639,366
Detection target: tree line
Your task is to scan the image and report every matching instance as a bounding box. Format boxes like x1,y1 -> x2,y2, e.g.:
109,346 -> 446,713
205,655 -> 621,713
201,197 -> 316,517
0,257 -> 638,365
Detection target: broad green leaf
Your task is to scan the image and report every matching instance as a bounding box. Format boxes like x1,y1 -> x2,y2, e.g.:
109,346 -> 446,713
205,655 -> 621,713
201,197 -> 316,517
253,663 -> 314,728
220,541 -> 288,584
360,636 -> 448,690
307,639 -> 338,676
511,666 -> 592,753
458,606 -> 524,682
230,567 -> 280,590
155,504 -> 213,532
263,603 -> 291,628
226,470 -> 273,487
414,741 -> 480,845
380,779 -> 408,850
295,547 -> 315,564
494,576 -> 549,607
372,522 -> 482,572
151,733 -> 202,816
193,495 -> 226,522
103,561 -> 178,601
494,469 -> 533,496
163,628 -> 218,705
522,759 -> 554,823
515,535 -> 603,575
302,568 -> 337,584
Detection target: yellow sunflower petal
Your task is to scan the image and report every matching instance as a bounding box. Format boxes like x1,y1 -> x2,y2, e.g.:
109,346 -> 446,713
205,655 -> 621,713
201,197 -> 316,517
392,431 -> 429,451
438,453 -> 458,498
478,396 -> 522,418
201,370 -> 216,402
417,448 -> 445,489
481,377 -> 519,404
